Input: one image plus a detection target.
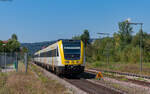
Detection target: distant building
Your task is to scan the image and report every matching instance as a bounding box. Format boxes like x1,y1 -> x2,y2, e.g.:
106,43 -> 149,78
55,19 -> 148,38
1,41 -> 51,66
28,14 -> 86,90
2,41 -> 8,44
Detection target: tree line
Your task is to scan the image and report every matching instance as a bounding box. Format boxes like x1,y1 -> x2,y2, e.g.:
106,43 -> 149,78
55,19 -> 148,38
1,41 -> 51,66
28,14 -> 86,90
0,34 -> 28,53
73,20 -> 150,63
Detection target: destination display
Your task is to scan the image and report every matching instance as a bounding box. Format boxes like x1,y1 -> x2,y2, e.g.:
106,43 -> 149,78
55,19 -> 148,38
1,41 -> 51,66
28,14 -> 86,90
64,47 -> 80,49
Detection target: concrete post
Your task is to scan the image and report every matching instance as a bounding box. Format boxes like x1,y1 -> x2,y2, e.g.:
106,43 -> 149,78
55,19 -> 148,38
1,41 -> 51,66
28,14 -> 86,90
24,53 -> 28,73
15,53 -> 18,72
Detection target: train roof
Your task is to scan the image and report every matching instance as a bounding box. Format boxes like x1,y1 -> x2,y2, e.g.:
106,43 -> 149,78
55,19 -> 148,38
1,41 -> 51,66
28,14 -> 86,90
57,39 -> 81,42
34,39 -> 81,55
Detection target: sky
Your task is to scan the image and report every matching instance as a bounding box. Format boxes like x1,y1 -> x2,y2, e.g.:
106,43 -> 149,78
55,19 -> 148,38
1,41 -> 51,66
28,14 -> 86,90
0,0 -> 150,43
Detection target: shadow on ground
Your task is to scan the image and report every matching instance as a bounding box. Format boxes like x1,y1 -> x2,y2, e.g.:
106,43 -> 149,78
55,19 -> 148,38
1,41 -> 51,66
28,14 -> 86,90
64,72 -> 96,79
35,63 -> 96,80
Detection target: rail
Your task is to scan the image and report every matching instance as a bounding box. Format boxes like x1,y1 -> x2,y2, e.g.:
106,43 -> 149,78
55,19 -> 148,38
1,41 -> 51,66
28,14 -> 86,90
86,68 -> 150,79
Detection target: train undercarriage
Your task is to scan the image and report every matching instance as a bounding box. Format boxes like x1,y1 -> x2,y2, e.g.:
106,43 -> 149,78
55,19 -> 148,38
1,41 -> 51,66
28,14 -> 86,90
34,61 -> 85,76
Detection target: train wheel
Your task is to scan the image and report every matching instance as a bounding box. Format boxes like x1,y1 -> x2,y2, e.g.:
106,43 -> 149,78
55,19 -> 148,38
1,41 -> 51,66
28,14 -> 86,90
55,68 -> 63,77
54,68 -> 56,74
56,71 -> 59,76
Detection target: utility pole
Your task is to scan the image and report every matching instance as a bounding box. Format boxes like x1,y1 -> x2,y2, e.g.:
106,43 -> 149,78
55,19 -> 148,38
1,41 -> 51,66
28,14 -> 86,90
140,24 -> 143,72
2,44 -> 6,71
24,53 -> 28,73
15,52 -> 18,72
127,22 -> 143,72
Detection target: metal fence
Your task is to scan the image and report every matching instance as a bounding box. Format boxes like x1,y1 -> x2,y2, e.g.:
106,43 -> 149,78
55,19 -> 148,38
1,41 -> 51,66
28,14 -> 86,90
0,53 -> 17,68
0,53 -> 28,73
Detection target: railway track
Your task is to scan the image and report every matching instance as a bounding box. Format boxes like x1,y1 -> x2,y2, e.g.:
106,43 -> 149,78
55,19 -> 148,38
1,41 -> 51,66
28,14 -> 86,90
86,68 -> 150,87
64,78 -> 123,94
31,62 -> 123,94
87,68 -> 150,79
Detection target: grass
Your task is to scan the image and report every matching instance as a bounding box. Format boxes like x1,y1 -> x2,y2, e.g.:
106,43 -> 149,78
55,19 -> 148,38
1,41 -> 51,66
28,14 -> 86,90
103,79 -> 149,94
135,77 -> 147,82
87,61 -> 150,76
102,71 -> 129,82
0,62 -> 70,94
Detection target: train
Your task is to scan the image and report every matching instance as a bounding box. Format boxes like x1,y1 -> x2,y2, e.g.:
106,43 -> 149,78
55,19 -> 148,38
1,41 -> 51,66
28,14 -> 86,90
33,39 -> 85,75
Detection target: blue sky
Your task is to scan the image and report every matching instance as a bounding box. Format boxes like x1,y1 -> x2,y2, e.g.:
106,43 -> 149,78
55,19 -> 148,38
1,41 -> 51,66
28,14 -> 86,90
0,0 -> 149,43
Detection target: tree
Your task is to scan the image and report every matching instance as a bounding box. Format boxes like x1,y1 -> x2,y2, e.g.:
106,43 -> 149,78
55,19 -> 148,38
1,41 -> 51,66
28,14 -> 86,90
132,33 -> 140,47
72,35 -> 81,40
0,40 -> 3,52
22,47 -> 28,53
118,20 -> 133,49
7,39 -> 20,52
113,33 -> 121,49
81,29 -> 90,47
11,34 -> 18,40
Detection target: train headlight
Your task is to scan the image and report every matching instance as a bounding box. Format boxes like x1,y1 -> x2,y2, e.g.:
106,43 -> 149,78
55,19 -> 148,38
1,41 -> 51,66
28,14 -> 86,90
77,61 -> 80,63
65,61 -> 69,63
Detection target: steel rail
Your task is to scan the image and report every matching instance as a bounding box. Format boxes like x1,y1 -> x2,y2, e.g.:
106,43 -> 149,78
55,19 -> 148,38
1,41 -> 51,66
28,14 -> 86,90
86,68 -> 150,79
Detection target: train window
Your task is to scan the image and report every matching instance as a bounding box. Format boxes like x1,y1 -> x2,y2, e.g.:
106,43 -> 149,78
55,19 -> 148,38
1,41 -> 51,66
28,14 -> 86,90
34,54 -> 39,58
47,50 -> 51,57
52,49 -> 55,57
40,53 -> 42,57
63,40 -> 81,60
50,50 -> 52,57
38,48 -> 58,57
52,50 -> 54,57
41,52 -> 45,57
45,52 -> 48,57
54,49 -> 56,57
56,47 -> 59,56
63,41 -> 81,47
47,50 -> 54,57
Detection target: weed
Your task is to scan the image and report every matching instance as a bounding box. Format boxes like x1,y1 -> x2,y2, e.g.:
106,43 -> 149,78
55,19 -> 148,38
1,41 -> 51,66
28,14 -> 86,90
88,61 -> 150,76
0,62 -> 67,94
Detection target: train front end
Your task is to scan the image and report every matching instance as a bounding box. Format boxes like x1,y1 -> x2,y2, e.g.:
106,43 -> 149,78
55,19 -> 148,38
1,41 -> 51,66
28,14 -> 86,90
59,40 -> 85,75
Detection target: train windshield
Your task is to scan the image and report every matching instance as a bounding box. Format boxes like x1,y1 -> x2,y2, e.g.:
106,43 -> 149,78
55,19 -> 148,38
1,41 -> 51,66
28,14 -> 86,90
63,40 -> 81,60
